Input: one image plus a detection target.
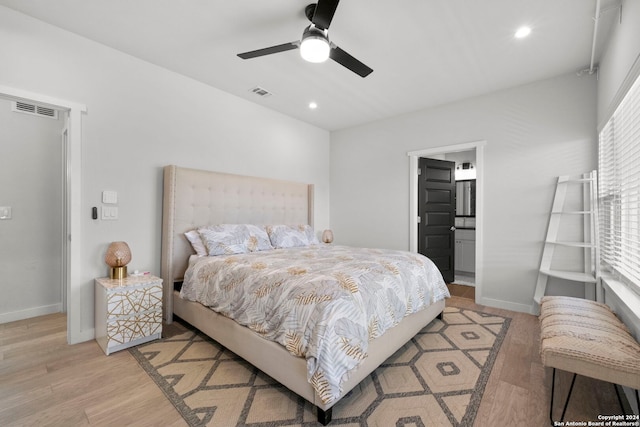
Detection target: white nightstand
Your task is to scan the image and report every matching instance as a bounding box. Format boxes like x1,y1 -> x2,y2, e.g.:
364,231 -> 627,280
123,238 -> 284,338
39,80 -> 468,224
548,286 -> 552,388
95,275 -> 163,355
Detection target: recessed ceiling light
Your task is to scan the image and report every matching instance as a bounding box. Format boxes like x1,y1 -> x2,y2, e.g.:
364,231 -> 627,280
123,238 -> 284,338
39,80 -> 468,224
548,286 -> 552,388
309,102 -> 318,109
515,26 -> 532,39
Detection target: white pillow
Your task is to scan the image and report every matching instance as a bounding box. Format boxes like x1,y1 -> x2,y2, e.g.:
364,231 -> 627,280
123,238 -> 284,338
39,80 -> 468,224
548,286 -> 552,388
266,224 -> 319,249
184,230 -> 207,256
305,225 -> 320,245
198,224 -> 273,256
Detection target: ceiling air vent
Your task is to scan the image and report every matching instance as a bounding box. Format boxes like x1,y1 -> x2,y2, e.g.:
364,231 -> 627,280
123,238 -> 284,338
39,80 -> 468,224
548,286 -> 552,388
249,86 -> 273,97
12,101 -> 59,119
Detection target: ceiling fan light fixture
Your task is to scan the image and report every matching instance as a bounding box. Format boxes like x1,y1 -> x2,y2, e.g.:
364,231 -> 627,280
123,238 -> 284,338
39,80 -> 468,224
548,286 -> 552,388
300,25 -> 330,63
515,26 -> 532,39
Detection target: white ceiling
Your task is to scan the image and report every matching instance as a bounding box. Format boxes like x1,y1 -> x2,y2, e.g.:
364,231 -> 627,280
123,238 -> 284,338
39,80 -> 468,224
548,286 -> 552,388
0,0 -> 621,131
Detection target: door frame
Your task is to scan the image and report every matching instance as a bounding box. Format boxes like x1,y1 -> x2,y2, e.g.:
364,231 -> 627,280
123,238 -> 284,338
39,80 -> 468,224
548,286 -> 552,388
61,120 -> 69,313
408,140 -> 486,300
0,85 -> 86,344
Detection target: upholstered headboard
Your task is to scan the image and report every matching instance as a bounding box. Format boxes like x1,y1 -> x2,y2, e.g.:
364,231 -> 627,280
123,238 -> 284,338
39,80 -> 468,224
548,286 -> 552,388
161,165 -> 314,319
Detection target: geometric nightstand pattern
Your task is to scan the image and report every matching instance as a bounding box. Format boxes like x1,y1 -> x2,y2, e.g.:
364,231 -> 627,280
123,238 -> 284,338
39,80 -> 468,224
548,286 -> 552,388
107,285 -> 162,316
95,275 -> 163,355
106,310 -> 162,345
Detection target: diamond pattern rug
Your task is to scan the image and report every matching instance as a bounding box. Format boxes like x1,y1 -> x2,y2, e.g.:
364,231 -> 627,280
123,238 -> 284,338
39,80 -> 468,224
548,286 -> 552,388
130,306 -> 510,426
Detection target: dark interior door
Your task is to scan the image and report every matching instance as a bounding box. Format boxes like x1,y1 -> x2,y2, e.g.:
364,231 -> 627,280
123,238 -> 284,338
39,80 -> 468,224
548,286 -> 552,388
418,158 -> 456,283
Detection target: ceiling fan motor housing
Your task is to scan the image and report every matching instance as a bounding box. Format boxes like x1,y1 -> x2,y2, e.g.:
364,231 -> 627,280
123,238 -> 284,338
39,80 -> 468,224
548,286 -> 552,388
305,4 -> 317,22
302,25 -> 328,43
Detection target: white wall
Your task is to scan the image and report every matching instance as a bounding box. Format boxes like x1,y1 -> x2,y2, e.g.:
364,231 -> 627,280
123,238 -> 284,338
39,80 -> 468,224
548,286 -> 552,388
596,0 -> 640,126
0,6 -> 330,339
0,98 -> 63,322
331,72 -> 597,313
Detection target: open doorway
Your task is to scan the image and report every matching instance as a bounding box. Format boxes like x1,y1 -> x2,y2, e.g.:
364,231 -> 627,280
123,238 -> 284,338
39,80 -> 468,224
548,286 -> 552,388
408,141 -> 485,303
0,97 -> 65,321
418,153 -> 477,287
446,150 -> 477,287
0,85 -> 86,344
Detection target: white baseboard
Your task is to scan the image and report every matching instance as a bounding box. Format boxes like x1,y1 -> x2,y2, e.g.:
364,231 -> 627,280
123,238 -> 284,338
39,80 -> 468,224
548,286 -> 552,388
476,296 -> 533,314
70,328 -> 96,345
0,303 -> 62,324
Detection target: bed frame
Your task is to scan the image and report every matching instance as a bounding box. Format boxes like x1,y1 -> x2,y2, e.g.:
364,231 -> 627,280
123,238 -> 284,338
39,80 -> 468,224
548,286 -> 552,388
160,165 -> 445,425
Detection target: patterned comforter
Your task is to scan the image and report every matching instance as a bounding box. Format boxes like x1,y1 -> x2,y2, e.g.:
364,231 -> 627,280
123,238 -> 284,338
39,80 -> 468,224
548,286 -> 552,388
180,245 -> 449,405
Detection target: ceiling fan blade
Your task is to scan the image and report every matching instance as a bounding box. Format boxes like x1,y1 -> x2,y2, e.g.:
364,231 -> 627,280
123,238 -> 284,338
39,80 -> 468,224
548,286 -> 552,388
311,0 -> 340,30
237,42 -> 299,59
330,45 -> 373,77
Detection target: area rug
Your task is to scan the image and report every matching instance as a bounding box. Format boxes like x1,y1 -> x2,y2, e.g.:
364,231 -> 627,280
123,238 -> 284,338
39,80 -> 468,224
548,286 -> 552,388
130,306 -> 510,426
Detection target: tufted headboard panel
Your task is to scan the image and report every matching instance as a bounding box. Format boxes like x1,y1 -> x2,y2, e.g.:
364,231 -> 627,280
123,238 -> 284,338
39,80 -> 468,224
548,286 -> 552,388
161,165 -> 314,320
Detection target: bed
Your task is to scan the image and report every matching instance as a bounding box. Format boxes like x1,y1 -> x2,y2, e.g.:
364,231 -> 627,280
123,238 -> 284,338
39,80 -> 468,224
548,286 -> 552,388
160,165 -> 448,425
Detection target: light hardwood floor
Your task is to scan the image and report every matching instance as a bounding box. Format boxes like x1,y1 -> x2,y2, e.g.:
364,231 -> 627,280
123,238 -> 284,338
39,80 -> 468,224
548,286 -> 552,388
0,295 -> 632,426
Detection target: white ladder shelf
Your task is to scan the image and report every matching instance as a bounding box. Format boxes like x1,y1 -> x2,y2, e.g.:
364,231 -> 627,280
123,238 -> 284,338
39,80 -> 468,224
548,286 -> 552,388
533,171 -> 601,305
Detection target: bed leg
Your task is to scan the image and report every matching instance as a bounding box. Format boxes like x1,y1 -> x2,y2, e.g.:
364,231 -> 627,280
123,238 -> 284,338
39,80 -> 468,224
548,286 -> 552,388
437,311 -> 444,320
317,407 -> 332,425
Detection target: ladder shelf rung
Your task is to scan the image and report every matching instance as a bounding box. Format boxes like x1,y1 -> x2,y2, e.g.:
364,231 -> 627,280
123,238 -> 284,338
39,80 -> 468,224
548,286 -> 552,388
550,211 -> 592,215
539,269 -> 597,283
545,240 -> 595,248
557,177 -> 595,184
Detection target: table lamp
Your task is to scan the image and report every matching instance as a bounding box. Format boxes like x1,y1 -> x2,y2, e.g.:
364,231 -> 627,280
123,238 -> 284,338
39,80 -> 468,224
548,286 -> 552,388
105,241 -> 132,279
321,229 -> 334,244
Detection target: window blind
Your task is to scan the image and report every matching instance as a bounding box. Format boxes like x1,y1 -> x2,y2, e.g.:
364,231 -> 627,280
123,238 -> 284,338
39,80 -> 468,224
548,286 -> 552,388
598,73 -> 640,293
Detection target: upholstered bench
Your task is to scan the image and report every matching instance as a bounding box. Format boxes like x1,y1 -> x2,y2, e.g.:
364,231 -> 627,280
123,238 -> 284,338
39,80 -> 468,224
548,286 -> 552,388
539,296 -> 640,424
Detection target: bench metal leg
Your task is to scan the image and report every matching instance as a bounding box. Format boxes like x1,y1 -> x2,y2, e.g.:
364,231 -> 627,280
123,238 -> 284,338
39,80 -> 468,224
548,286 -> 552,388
614,384 -> 626,415
613,384 -> 640,416
550,370 -> 640,424
561,373 -> 578,422
630,388 -> 640,416
613,388 -> 640,417
550,368 -> 557,425
550,369 -> 577,425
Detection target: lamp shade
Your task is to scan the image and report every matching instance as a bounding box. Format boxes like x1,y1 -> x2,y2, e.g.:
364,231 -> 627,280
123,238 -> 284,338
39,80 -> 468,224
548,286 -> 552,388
321,229 -> 334,244
105,241 -> 131,279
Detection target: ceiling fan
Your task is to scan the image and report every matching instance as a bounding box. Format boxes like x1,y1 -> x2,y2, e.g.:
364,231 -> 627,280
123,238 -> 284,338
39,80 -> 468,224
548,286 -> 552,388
237,0 -> 373,78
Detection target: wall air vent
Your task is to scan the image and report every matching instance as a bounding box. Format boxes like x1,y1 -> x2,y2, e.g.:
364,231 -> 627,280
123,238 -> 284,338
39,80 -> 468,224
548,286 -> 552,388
249,86 -> 273,97
12,101 -> 59,119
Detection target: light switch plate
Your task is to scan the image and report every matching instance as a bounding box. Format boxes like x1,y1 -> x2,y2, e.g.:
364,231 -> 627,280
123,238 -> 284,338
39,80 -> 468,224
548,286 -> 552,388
101,206 -> 118,220
0,206 -> 11,220
102,191 -> 118,204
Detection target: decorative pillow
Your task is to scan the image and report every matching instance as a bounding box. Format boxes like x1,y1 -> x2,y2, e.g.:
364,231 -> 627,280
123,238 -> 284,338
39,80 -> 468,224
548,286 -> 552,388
184,229 -> 208,256
243,224 -> 274,251
305,225 -> 320,245
266,224 -> 319,248
198,224 -> 273,256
